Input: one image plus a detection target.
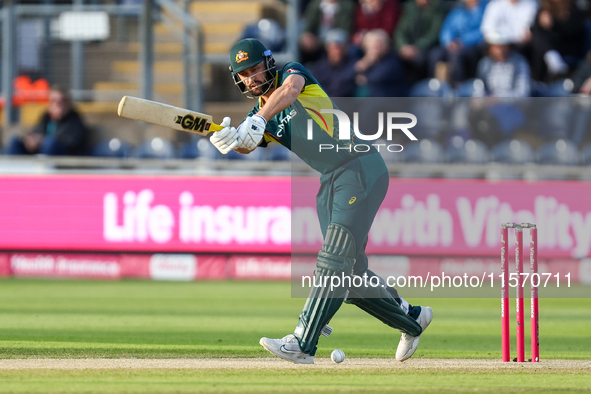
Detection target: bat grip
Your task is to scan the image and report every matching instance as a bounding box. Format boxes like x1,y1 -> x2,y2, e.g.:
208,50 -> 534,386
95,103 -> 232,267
209,123 -> 223,132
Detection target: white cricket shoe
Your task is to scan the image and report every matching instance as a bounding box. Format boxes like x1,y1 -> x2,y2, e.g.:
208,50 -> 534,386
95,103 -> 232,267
395,306 -> 433,362
259,334 -> 314,364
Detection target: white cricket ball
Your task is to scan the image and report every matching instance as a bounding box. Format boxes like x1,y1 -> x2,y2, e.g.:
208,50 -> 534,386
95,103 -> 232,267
331,349 -> 345,363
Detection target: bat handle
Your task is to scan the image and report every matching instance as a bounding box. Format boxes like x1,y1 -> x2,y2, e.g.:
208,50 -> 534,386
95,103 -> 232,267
209,123 -> 224,132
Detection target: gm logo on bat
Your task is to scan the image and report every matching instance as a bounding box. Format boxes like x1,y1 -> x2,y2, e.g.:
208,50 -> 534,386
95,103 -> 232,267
174,114 -> 211,132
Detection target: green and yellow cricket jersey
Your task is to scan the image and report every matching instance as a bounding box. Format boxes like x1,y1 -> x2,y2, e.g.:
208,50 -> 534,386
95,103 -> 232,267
244,62 -> 374,174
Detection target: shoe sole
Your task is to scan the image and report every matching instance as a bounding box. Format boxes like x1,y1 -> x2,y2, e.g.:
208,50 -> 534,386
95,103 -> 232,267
396,336 -> 420,362
259,338 -> 314,365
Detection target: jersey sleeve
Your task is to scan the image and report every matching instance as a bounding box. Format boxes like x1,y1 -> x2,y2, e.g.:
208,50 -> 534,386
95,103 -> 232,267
278,62 -> 317,88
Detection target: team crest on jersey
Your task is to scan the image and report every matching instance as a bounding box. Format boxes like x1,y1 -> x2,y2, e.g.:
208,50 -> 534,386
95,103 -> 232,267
235,51 -> 249,63
286,68 -> 301,74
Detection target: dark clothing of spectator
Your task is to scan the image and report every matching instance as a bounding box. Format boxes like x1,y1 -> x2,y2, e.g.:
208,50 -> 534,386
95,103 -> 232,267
311,54 -> 358,97
355,0 -> 402,39
7,135 -> 68,156
429,44 -> 484,82
572,55 -> 591,94
394,0 -> 446,52
395,0 -> 447,81
33,110 -> 87,154
300,0 -> 315,16
7,109 -> 88,156
363,51 -> 408,97
529,2 -> 586,80
301,0 -> 355,63
304,0 -> 355,38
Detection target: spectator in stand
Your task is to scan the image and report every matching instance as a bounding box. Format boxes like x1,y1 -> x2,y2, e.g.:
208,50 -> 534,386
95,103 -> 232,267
394,0 -> 447,81
300,0 -> 355,63
573,51 -> 591,95
477,32 -> 531,97
429,0 -> 489,84
529,0 -> 586,81
353,0 -> 402,47
310,29 -> 357,97
355,29 -> 408,97
6,86 -> 88,156
480,0 -> 538,47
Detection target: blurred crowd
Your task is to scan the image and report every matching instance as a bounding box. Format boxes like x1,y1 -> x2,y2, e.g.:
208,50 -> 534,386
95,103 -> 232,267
298,0 -> 591,97
2,0 -> 591,166
4,86 -> 88,156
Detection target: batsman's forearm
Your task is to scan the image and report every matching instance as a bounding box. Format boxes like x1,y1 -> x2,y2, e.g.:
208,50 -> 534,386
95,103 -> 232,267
257,84 -> 300,121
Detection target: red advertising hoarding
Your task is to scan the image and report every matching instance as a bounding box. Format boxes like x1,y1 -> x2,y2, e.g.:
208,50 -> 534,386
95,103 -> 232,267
1,175 -> 590,258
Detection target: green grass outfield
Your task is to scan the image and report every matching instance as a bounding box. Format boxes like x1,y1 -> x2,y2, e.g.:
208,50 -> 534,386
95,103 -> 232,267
0,278 -> 589,393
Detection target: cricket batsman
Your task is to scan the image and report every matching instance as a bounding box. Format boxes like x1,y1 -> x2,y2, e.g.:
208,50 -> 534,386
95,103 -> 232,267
210,38 -> 433,364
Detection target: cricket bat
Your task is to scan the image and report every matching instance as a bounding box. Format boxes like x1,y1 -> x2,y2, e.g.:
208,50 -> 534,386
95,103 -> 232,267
117,96 -> 223,136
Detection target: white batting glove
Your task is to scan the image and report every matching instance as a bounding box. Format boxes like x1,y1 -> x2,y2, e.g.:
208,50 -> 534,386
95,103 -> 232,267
236,114 -> 266,151
210,117 -> 239,154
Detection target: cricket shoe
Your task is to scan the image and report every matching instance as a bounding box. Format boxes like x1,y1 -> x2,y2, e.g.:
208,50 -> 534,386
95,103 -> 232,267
395,306 -> 433,362
259,334 -> 314,364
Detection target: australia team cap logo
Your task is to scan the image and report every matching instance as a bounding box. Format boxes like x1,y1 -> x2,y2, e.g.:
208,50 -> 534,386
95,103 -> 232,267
236,51 -> 249,63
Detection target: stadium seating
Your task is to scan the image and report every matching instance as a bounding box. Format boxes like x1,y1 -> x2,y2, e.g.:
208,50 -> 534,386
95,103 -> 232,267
240,18 -> 286,53
454,79 -> 485,98
571,105 -> 591,145
178,139 -> 200,160
373,139 -> 403,164
537,139 -> 579,166
90,138 -> 133,158
581,145 -> 591,166
409,79 -> 453,139
547,79 -> 575,97
409,79 -> 454,98
403,139 -> 444,163
530,81 -> 549,97
226,147 -> 265,161
486,103 -> 527,137
585,19 -> 591,55
133,137 -> 176,159
179,137 -> 220,160
226,150 -> 244,160
268,145 -> 292,161
537,98 -> 575,140
492,139 -> 535,164
446,137 -> 489,164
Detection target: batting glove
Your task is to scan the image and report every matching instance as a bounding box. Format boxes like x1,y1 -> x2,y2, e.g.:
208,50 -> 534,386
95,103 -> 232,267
210,117 -> 239,154
236,114 -> 266,151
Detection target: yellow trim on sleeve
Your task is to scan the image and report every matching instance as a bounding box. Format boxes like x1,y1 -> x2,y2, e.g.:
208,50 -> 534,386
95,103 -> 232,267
264,133 -> 280,145
297,84 -> 336,137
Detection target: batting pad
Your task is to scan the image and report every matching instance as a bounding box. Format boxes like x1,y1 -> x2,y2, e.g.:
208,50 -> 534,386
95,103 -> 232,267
294,223 -> 356,356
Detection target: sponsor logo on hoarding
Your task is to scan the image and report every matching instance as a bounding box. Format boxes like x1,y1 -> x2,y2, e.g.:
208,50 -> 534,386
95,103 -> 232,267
149,254 -> 196,281
10,254 -> 120,278
103,190 -> 290,246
